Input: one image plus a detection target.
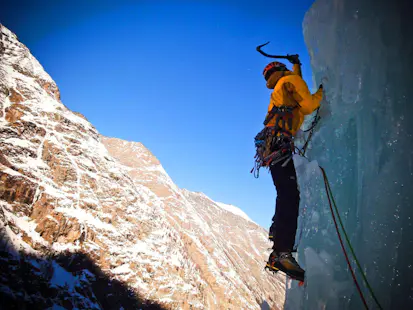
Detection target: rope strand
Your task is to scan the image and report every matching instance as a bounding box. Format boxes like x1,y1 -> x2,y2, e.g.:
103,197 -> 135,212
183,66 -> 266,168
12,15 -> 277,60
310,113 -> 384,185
320,167 -> 369,309
321,168 -> 383,310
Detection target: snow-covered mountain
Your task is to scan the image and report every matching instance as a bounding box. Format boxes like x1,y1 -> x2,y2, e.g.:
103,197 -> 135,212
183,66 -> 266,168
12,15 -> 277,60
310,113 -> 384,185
0,24 -> 285,309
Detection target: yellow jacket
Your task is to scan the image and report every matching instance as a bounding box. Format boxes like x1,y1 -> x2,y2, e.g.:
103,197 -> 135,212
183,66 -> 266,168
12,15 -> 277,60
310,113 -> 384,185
265,64 -> 323,136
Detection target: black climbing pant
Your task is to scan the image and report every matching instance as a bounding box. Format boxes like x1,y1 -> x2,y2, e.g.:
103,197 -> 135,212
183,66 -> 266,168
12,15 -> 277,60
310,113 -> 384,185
269,157 -> 300,253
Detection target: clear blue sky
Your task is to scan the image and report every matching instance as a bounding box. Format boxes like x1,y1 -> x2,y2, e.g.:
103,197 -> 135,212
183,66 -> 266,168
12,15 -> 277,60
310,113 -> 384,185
1,0 -> 316,229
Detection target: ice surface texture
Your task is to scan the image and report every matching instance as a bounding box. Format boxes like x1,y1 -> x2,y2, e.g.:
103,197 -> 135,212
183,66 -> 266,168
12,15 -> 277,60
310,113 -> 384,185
285,0 -> 413,309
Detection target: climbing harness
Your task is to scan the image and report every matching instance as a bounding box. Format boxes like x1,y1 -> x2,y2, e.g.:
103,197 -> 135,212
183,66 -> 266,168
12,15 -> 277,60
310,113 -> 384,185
264,105 -> 296,128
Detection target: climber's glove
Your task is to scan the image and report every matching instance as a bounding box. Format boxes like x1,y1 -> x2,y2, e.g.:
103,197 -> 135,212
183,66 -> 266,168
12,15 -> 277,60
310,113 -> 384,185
286,54 -> 301,65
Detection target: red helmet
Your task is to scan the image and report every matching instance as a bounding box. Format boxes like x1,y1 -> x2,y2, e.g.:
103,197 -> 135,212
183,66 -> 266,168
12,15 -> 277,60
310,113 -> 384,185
263,61 -> 287,81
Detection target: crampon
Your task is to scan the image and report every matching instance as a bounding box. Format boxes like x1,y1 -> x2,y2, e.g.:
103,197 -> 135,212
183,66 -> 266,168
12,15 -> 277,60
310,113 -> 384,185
265,263 -> 305,286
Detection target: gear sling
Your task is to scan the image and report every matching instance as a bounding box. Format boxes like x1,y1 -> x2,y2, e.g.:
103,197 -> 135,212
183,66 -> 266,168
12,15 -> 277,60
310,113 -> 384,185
251,96 -> 297,178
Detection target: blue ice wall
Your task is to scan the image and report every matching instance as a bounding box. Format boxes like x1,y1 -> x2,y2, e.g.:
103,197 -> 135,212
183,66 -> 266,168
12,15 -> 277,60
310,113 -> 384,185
285,0 -> 413,309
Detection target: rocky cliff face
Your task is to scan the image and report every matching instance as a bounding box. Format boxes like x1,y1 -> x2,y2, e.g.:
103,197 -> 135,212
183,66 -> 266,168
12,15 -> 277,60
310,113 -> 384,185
0,24 -> 285,309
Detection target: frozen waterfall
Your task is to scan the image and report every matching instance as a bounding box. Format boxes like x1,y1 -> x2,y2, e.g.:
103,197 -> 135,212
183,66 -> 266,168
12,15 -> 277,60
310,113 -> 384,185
285,0 -> 413,309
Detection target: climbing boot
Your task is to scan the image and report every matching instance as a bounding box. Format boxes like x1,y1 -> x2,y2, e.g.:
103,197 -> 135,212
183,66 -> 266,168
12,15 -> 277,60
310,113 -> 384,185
265,250 -> 305,281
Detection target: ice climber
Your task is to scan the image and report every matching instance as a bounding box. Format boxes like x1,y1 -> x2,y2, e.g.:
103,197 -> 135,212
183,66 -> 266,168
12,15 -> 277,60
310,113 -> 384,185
253,54 -> 323,281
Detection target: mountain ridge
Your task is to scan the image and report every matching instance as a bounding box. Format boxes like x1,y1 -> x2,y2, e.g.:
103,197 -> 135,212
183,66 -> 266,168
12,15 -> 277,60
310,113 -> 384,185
0,24 -> 285,309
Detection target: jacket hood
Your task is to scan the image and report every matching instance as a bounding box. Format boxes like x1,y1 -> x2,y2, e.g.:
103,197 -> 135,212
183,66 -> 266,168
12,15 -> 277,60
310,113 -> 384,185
266,70 -> 294,89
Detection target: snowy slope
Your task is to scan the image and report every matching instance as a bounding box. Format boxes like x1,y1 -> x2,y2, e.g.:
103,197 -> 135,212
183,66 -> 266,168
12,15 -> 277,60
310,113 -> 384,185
215,202 -> 255,223
0,24 -> 285,309
102,137 -> 285,309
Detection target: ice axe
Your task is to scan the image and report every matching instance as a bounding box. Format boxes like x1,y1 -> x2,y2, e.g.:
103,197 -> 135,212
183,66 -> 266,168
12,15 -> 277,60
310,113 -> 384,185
256,41 -> 300,65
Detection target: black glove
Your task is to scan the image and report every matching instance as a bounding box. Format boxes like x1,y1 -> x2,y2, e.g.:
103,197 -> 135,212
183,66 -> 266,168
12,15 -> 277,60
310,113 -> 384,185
286,54 -> 301,65
319,84 -> 323,89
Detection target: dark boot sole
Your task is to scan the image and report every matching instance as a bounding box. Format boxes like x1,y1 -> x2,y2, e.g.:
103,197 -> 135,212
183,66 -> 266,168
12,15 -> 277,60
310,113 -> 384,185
265,263 -> 305,283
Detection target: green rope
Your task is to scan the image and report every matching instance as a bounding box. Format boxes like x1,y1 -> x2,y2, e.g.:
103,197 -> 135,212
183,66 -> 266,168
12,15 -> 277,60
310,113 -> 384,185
323,171 -> 383,310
